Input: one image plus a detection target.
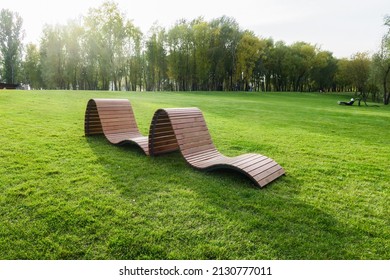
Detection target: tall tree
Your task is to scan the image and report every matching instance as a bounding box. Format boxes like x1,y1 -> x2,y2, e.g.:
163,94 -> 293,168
84,1 -> 126,90
252,37 -> 273,91
145,24 -> 167,91
310,51 -> 337,92
39,24 -> 66,89
335,58 -> 353,92
22,43 -> 42,89
268,41 -> 291,91
167,19 -> 192,91
0,9 -> 24,84
235,30 -> 265,91
63,19 -> 84,90
192,18 -> 212,90
288,42 -> 317,91
371,16 -> 390,105
348,52 -> 371,104
209,16 -> 242,91
123,21 -> 143,91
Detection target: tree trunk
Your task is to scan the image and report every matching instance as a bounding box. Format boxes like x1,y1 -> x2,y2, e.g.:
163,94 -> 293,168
383,66 -> 390,105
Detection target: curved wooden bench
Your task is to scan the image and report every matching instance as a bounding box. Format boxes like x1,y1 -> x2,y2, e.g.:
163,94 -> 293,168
84,99 -> 149,155
148,108 -> 285,188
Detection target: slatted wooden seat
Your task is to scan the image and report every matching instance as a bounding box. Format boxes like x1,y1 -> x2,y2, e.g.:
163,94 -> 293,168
84,99 -> 149,155
148,108 -> 285,188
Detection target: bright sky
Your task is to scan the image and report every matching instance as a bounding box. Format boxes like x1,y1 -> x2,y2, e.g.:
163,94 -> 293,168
2,0 -> 389,58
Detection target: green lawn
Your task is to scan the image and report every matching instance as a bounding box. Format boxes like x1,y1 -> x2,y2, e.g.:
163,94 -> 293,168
0,90 -> 389,259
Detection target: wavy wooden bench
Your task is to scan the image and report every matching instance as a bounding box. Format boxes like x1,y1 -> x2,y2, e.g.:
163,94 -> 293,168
148,108 -> 285,188
84,99 -> 149,155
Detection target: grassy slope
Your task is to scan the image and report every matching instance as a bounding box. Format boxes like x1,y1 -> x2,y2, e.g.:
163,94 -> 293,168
0,90 -> 389,260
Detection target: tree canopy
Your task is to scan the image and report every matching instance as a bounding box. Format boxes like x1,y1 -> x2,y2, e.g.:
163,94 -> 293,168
0,2 -> 389,104
0,9 -> 24,84
370,15 -> 390,104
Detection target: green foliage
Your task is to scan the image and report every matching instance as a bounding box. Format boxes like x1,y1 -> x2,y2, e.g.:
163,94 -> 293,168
209,16 -> 242,91
0,2 -> 343,93
39,24 -> 67,89
85,1 -> 127,90
311,51 -> 338,91
145,24 -> 167,91
192,18 -> 212,90
2,2 -> 390,105
0,9 -> 24,84
0,90 -> 389,259
235,31 -> 264,90
370,16 -> 390,104
349,52 -> 371,93
22,43 -> 42,89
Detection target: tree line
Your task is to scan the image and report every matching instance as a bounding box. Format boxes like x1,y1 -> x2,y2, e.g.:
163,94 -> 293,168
0,1 -> 389,104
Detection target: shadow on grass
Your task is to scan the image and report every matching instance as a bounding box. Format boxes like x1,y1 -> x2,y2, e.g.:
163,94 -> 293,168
85,136 -> 383,260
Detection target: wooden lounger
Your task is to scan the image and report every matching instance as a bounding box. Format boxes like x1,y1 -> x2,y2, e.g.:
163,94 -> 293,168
148,108 -> 285,188
84,99 -> 149,155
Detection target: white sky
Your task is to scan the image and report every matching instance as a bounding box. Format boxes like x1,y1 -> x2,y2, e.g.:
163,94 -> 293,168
2,0 -> 389,58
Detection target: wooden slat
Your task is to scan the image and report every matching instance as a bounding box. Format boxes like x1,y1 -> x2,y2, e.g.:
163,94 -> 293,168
228,154 -> 261,166
234,156 -> 270,169
257,168 -> 285,186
